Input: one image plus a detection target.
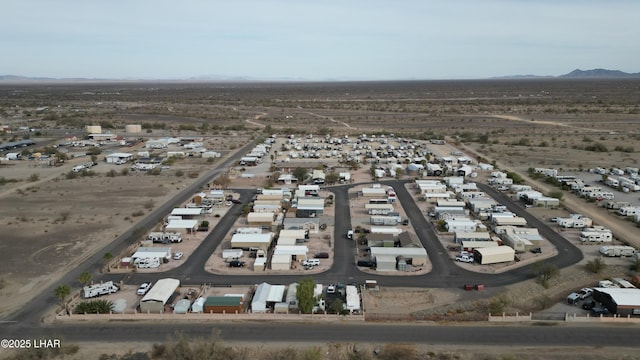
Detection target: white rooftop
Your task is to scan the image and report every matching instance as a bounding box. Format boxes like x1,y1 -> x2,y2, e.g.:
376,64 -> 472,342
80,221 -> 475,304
170,208 -> 202,216
165,219 -> 198,230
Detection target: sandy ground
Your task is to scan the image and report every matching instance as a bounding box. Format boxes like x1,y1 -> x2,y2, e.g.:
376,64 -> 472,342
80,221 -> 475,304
0,133 -> 251,317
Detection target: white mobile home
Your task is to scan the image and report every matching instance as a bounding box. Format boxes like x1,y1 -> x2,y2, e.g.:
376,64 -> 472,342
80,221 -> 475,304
445,219 -> 477,233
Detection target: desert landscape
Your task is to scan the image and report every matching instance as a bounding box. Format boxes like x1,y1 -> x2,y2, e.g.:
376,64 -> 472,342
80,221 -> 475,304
1,79 -> 640,359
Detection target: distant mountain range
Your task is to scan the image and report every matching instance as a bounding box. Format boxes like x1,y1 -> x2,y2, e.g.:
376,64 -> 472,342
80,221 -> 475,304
559,69 -> 640,78
2,69 -> 640,82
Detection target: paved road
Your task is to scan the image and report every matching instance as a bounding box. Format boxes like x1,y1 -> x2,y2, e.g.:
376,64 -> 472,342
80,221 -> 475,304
110,179 -> 583,289
3,322 -> 640,348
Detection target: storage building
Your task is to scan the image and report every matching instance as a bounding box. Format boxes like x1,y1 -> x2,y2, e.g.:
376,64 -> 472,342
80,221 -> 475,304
165,219 -> 198,233
461,240 -> 499,252
247,212 -> 275,225
473,246 -> 515,265
139,278 -> 180,313
271,254 -> 292,270
230,233 -> 274,251
593,288 -> 640,316
204,296 -> 243,314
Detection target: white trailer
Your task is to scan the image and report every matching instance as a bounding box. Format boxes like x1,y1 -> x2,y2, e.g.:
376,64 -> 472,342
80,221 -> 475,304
370,216 -> 400,226
369,227 -> 403,236
83,281 -> 119,298
365,203 -> 394,215
345,285 -> 361,313
605,178 -> 620,188
580,231 -> 612,242
599,245 -> 635,257
557,217 -> 592,228
618,207 -> 640,217
222,249 -> 244,259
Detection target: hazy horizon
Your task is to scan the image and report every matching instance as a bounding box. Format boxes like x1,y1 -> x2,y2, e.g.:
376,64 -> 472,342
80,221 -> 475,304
2,1 -> 638,80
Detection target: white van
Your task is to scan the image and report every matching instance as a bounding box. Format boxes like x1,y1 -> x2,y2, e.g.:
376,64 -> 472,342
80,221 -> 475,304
302,259 -> 320,267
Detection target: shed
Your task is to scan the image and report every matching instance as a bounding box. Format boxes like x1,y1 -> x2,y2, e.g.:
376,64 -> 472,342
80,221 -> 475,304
204,296 -> 243,314
274,302 -> 290,314
139,278 -> 180,313
254,257 -> 266,271
593,288 -> 640,316
375,255 -> 397,271
191,297 -> 205,313
173,299 -> 191,314
271,254 -> 292,270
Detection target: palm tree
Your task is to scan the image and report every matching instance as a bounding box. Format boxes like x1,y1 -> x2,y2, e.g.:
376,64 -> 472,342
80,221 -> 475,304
54,284 -> 71,314
78,271 -> 92,287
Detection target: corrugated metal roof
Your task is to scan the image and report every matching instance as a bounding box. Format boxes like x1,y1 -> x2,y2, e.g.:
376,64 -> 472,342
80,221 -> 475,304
205,296 -> 242,306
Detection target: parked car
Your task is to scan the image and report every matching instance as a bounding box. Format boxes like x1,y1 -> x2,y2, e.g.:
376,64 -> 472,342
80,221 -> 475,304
455,254 -> 474,263
229,260 -> 246,268
357,259 -> 374,267
327,284 -> 336,294
173,252 -> 183,260
225,201 -> 233,206
531,247 -> 542,254
582,300 -> 596,310
136,282 -> 152,296
578,287 -> 593,299
231,199 -> 242,204
314,252 -> 330,259
591,306 -> 609,315
402,218 -> 410,225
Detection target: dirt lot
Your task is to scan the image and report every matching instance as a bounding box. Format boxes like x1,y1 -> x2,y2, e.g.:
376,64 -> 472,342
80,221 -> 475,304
0,130 -> 251,316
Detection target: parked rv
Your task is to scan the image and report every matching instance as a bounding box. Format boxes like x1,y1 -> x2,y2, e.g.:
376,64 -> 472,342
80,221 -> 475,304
83,281 -> 119,298
599,245 -> 635,257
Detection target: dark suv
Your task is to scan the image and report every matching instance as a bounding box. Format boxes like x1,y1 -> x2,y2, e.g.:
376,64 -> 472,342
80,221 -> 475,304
229,260 -> 246,268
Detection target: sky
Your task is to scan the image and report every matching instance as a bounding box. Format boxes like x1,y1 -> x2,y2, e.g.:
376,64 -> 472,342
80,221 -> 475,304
1,0 -> 639,80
